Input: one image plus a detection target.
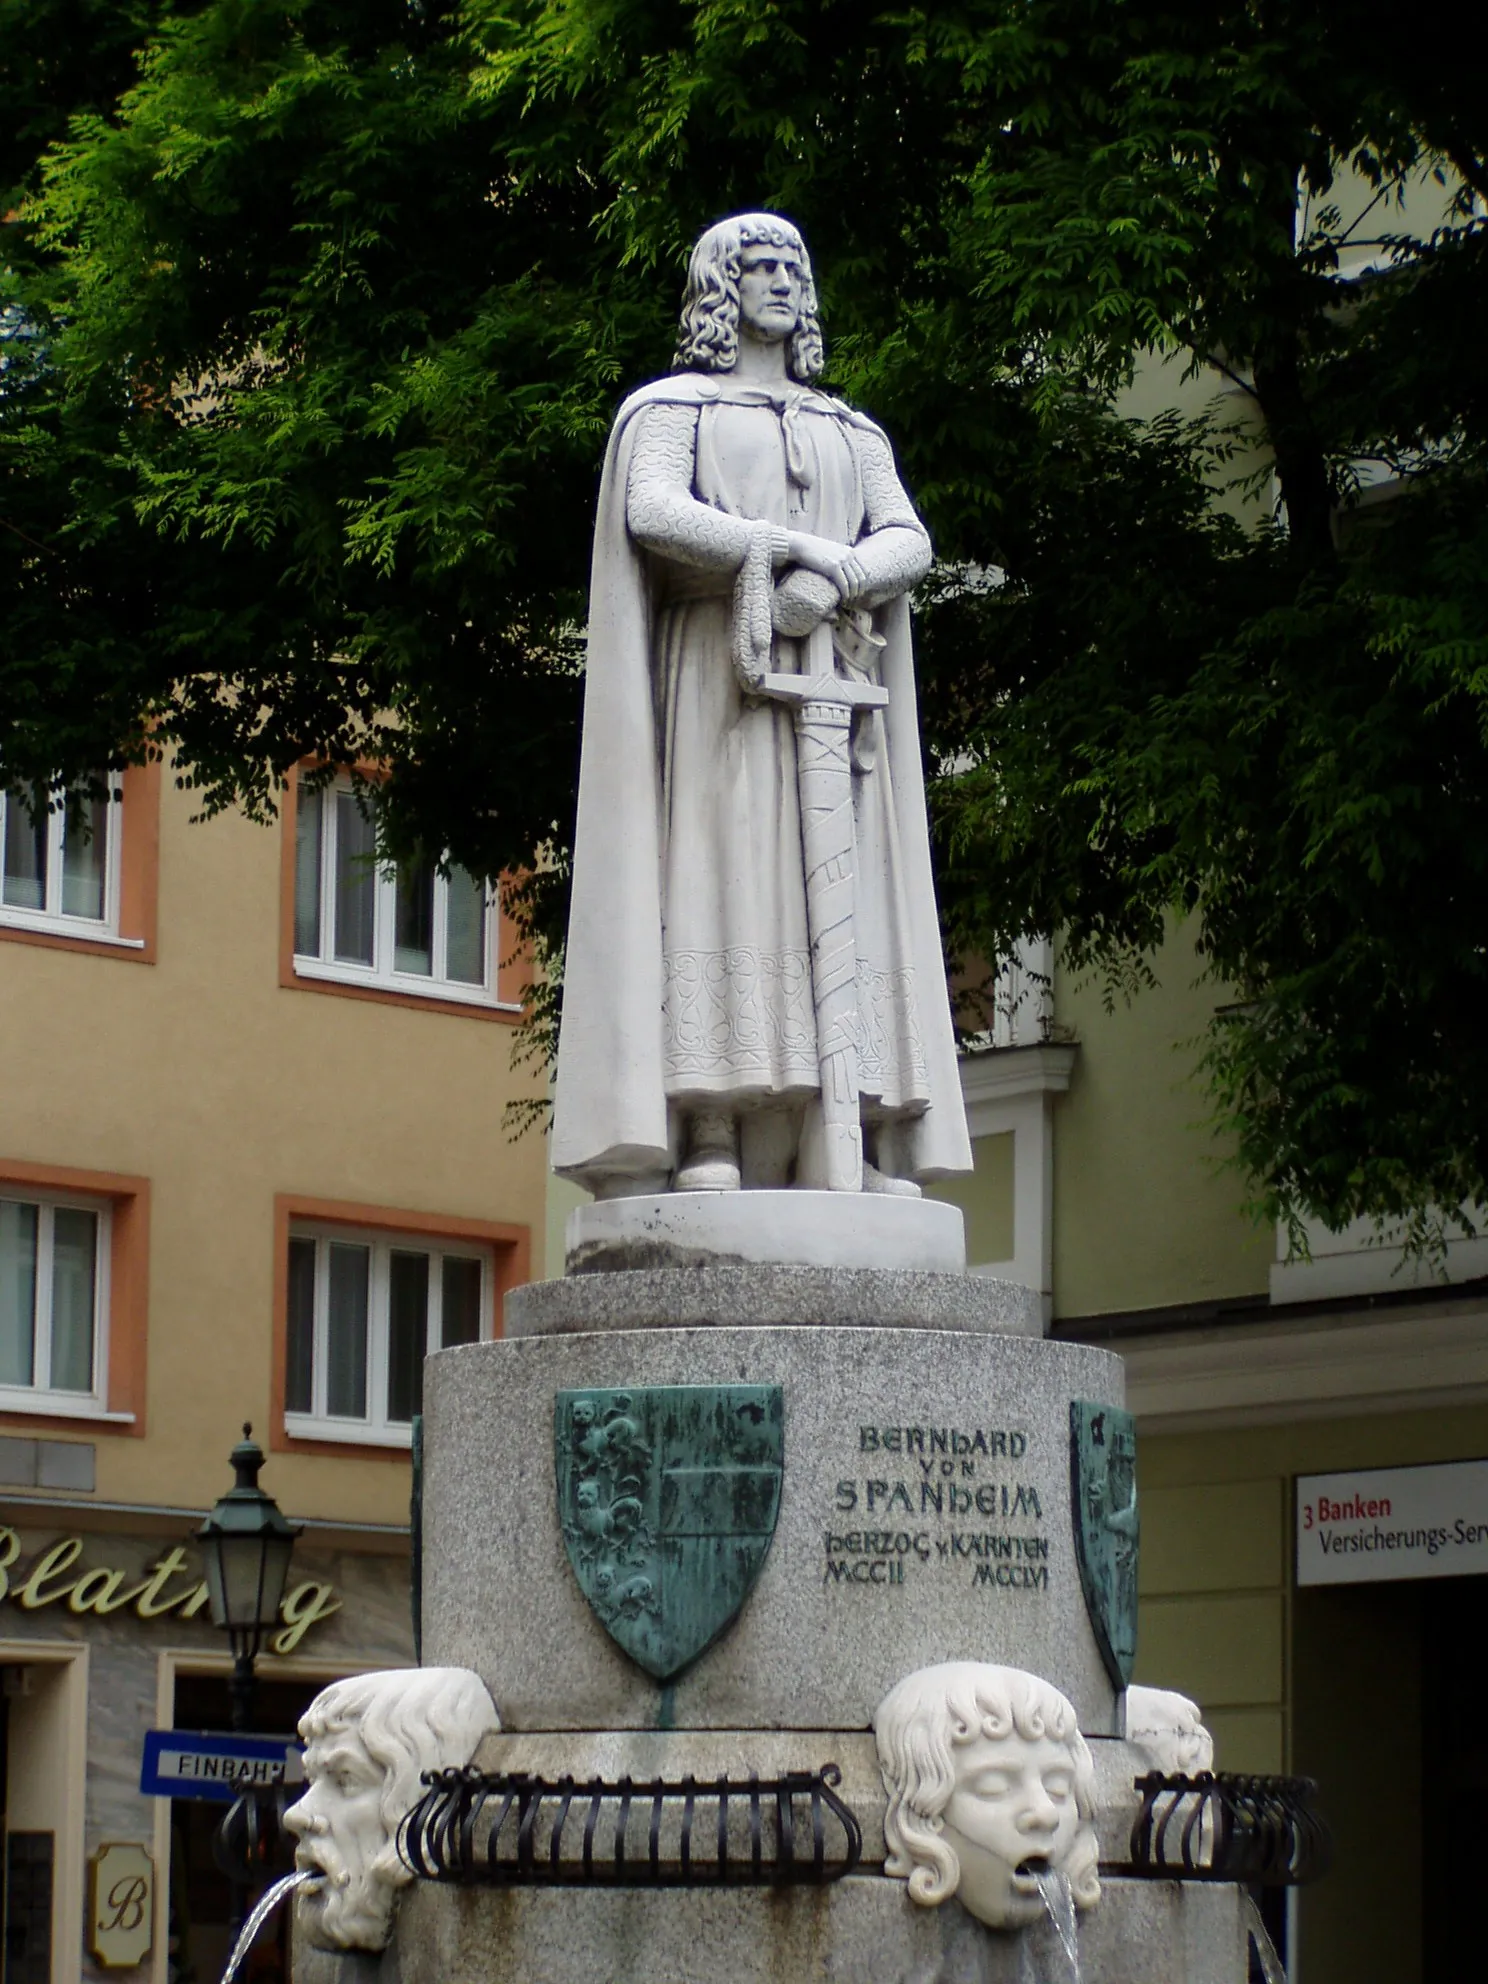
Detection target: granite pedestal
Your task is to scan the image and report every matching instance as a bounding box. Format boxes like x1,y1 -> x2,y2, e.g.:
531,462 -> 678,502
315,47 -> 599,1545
308,1258 -> 1259,1982
421,1319 -> 1123,1733
304,1876 -> 1252,1984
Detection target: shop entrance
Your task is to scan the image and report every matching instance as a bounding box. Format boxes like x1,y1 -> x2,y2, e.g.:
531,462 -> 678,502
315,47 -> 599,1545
1293,1571 -> 1488,1984
167,1670 -> 329,1984
1418,1577 -> 1488,1980
1,1668 -> 52,1984
0,1650 -> 84,1984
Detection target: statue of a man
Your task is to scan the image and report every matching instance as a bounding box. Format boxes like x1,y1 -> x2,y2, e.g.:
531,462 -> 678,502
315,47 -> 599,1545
552,212 -> 971,1198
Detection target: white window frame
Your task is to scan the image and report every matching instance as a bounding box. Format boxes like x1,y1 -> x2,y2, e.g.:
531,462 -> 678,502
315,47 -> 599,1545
283,1220 -> 495,1448
0,780 -> 134,945
0,1188 -> 112,1420
955,1034 -> 1079,1326
1270,1205 -> 1488,1304
292,776 -> 516,1010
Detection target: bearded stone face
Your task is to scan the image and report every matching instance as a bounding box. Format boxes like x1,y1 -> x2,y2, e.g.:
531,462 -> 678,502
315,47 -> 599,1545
282,1667 -> 500,1952
283,1725 -> 415,1950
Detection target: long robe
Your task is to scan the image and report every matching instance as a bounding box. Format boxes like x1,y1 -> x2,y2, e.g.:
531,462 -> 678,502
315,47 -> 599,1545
551,370 -> 971,1189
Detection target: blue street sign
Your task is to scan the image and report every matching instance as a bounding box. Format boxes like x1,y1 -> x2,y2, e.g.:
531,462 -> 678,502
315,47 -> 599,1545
140,1729 -> 305,1803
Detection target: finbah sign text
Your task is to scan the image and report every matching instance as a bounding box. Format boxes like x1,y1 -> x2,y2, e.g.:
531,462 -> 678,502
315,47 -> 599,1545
0,1529 -> 339,1653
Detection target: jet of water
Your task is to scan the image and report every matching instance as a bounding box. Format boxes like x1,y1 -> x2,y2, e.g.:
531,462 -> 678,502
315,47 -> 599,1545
1243,1894 -> 1287,1984
1033,1866 -> 1081,1981
219,1869 -> 318,1984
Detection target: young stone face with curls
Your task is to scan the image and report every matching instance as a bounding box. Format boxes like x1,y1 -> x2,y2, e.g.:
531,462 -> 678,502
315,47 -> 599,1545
874,1661 -> 1100,1931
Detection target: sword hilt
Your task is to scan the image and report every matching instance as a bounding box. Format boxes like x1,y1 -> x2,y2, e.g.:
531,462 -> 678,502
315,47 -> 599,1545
759,670 -> 888,713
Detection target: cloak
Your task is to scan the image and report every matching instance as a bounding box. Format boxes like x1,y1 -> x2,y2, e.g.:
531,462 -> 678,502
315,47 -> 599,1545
551,371 -> 972,1187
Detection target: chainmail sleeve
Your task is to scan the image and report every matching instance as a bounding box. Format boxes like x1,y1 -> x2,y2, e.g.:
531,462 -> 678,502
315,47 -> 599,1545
846,423 -> 933,605
626,403 -> 758,574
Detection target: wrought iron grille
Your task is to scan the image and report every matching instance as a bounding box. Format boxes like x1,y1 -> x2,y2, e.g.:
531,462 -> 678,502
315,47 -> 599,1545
398,1766 -> 863,1889
1127,1771 -> 1331,1886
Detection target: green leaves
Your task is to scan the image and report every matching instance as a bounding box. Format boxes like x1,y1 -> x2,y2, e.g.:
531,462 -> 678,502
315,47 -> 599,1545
5,0 -> 1488,1225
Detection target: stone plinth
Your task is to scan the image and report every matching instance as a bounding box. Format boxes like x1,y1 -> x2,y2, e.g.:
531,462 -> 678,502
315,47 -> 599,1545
506,1265 -> 1041,1338
421,1318 -> 1124,1733
379,1875 -> 1250,1984
566,1190 -> 966,1274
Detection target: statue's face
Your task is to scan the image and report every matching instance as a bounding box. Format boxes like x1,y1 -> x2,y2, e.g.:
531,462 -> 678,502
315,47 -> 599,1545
284,1724 -> 401,1950
939,1730 -> 1083,1929
737,241 -> 804,343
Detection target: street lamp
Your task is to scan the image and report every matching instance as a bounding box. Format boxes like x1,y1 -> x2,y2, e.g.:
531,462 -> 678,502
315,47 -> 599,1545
197,1423 -> 302,1733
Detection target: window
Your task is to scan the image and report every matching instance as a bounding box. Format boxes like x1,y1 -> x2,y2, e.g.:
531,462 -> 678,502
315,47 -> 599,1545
291,778 -> 511,1008
1,782 -> 120,938
0,765 -> 158,960
0,1190 -> 109,1416
282,1222 -> 493,1446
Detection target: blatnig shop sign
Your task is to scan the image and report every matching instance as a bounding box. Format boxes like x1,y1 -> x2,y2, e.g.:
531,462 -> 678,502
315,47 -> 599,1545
1296,1458 -> 1488,1586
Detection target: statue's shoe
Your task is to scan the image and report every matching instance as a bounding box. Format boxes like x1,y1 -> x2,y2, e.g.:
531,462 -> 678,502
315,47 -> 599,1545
863,1162 -> 922,1198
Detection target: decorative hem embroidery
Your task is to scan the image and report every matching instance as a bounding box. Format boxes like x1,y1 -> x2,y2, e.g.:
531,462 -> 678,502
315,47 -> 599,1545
664,947 -> 817,1088
663,947 -> 927,1104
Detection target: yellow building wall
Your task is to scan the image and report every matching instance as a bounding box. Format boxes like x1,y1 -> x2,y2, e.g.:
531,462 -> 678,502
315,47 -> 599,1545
545,1168 -> 590,1281
0,778 -> 548,1525
924,1130 -> 1015,1266
1136,1402 -> 1488,1984
1051,936 -> 1272,1318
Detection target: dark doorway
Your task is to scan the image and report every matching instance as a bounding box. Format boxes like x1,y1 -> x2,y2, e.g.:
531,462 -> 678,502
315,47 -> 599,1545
167,1671 -> 332,1984
1293,1579 -> 1425,1984
1419,1576 -> 1488,1981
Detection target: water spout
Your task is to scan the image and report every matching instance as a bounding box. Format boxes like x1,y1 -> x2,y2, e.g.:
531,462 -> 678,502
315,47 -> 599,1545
1243,1895 -> 1287,1984
219,1869 -> 318,1984
1032,1866 -> 1080,1980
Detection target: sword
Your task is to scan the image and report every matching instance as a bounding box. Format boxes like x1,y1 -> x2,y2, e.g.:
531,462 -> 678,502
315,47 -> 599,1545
759,621 -> 888,1193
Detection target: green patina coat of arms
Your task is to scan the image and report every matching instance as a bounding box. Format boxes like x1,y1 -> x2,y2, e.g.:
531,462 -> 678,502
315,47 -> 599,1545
554,1385 -> 783,1681
1070,1400 -> 1140,1688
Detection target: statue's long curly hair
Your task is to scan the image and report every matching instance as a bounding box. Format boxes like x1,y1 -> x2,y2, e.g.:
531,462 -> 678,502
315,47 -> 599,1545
673,212 -> 825,380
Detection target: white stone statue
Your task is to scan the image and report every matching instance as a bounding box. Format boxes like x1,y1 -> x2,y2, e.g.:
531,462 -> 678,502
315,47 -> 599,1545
1124,1685 -> 1215,1776
552,211 -> 972,1199
284,1666 -> 499,1951
874,1661 -> 1100,1930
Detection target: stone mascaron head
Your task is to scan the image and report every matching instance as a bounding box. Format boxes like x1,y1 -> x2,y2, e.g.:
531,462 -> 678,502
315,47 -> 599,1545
284,1666 -> 499,1950
874,1661 -> 1100,1930
1124,1684 -> 1215,1777
673,212 -> 825,381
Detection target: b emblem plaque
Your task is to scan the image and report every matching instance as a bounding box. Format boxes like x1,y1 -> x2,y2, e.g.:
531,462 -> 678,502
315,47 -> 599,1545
555,1385 -> 784,1681
1069,1400 -> 1140,1688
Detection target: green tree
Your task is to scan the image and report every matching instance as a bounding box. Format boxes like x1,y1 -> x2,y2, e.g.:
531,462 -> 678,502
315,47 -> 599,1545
6,0 -> 1488,1237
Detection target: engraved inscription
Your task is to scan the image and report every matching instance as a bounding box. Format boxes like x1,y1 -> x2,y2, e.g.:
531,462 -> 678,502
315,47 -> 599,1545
822,1423 -> 1052,1596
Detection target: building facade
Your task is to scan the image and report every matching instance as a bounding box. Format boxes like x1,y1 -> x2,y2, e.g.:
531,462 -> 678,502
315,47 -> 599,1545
0,763 -> 545,1982
925,937 -> 1488,1984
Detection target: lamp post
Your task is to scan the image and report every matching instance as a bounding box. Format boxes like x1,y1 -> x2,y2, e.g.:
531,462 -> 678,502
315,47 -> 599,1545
197,1422 -> 302,1732
198,1424 -> 302,1942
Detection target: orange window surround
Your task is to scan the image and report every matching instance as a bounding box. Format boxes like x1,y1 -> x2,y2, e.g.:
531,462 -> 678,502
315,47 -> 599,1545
269,1193 -> 530,1458
278,764 -> 529,1021
0,1156 -> 150,1436
0,760 -> 161,963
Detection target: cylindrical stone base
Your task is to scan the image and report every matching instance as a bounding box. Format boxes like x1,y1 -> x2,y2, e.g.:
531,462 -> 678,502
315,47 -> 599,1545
506,1265 -> 1042,1338
373,1876 -> 1252,1984
421,1320 -> 1124,1733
